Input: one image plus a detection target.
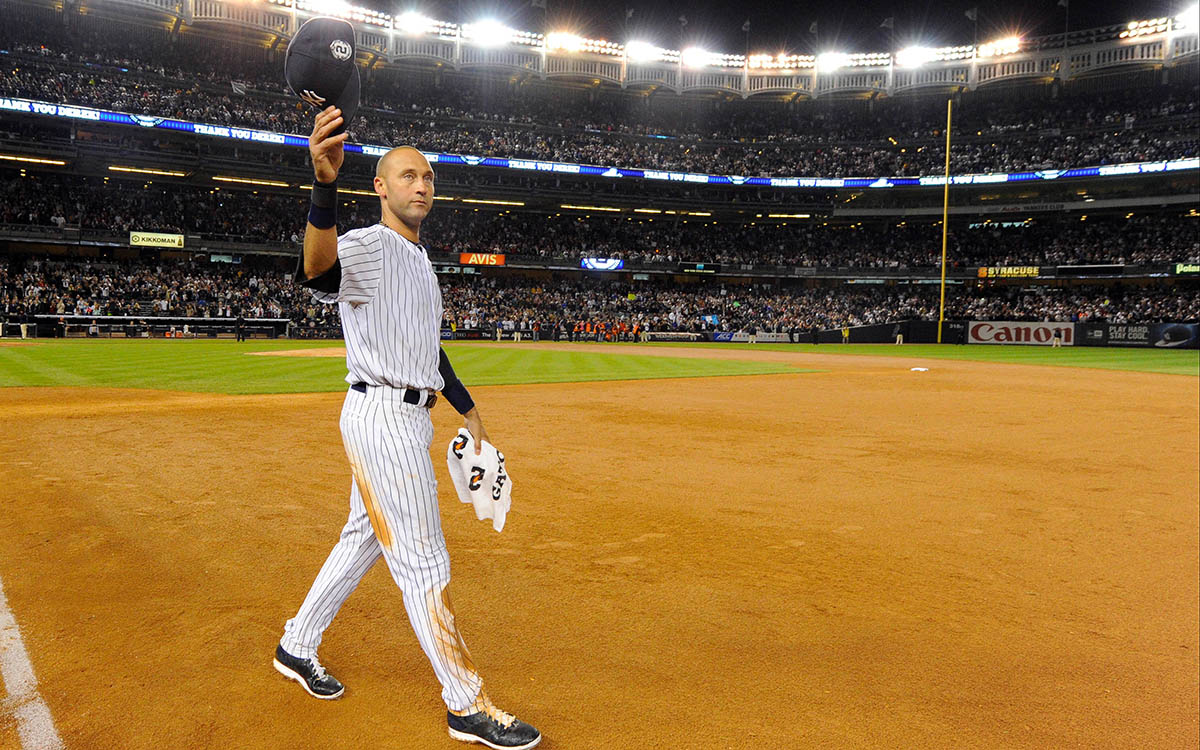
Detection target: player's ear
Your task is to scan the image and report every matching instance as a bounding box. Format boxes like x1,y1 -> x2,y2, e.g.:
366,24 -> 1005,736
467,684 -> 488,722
373,175 -> 387,200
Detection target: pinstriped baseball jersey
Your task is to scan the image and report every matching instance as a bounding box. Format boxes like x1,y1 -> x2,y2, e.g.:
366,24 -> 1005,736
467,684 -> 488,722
313,223 -> 444,390
284,221 -> 485,712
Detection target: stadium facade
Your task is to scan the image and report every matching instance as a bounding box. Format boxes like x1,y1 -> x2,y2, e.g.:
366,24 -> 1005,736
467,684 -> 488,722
0,0 -> 1197,345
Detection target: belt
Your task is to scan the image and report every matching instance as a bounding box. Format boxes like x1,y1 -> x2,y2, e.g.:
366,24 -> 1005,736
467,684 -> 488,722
351,382 -> 437,408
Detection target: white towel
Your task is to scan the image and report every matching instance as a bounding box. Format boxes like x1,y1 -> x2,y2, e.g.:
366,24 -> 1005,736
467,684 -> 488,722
446,428 -> 512,532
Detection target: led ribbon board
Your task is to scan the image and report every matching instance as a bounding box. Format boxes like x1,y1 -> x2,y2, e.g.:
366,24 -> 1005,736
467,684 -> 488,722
2,97 -> 1196,189
581,258 -> 625,270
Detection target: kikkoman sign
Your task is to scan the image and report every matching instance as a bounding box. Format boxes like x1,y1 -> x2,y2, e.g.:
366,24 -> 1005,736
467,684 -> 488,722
977,266 -> 1040,278
130,231 -> 185,248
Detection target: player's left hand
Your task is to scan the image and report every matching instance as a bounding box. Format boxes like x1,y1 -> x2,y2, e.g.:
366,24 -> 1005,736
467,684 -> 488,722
463,408 -> 489,455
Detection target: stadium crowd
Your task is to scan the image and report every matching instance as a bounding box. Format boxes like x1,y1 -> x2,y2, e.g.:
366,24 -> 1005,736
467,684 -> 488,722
951,285 -> 1199,325
426,211 -> 1200,268
2,9 -> 1198,178
4,10 -> 1196,138
2,10 -> 1195,339
0,256 -> 297,318
3,57 -> 1192,178
3,256 -> 1197,339
438,278 -> 1200,332
0,176 -> 299,245
3,174 -> 1196,268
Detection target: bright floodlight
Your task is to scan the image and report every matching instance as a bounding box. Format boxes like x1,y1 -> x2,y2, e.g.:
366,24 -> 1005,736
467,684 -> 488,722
977,36 -> 1021,57
1178,4 -> 1200,30
397,11 -> 433,35
816,52 -> 850,73
625,40 -> 660,63
681,47 -> 711,68
307,0 -> 350,15
896,46 -> 935,68
464,19 -> 513,46
546,32 -> 584,52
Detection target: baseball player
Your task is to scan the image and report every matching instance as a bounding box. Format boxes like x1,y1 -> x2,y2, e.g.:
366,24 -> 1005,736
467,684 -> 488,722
273,105 -> 541,750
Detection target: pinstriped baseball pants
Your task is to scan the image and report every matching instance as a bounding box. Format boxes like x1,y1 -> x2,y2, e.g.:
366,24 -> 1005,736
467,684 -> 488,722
280,385 -> 484,711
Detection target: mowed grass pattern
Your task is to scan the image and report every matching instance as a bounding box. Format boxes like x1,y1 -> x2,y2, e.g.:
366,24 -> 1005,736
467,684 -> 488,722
0,339 -> 1194,394
0,339 -> 804,394
441,344 -> 806,385
646,342 -> 1200,376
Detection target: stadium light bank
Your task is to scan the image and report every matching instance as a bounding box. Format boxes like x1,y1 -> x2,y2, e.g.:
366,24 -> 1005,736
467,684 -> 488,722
896,46 -> 936,68
816,52 -> 851,73
546,32 -> 584,52
265,0 -> 1195,70
461,19 -> 540,48
1171,4 -> 1199,33
681,47 -> 714,69
396,11 -> 435,36
625,40 -> 665,63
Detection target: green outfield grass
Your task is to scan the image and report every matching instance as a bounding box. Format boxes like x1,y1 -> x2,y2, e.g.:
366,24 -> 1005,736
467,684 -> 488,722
0,339 -> 1194,394
643,342 -> 1200,376
0,339 -> 806,394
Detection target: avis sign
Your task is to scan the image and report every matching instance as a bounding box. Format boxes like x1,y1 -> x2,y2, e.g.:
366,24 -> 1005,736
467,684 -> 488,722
969,321 -> 1073,346
459,253 -> 506,266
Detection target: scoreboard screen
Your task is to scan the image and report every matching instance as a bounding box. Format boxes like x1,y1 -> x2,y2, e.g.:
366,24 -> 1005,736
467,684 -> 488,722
680,263 -> 721,274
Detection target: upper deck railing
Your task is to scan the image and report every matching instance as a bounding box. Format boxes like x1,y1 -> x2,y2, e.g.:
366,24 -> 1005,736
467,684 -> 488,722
108,0 -> 1200,97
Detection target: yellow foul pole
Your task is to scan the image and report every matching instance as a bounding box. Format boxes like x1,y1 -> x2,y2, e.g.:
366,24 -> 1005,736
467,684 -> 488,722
937,99 -> 952,344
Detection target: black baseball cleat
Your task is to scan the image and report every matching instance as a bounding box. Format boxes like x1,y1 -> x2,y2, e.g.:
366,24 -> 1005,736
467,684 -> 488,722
272,644 -> 344,700
447,706 -> 541,749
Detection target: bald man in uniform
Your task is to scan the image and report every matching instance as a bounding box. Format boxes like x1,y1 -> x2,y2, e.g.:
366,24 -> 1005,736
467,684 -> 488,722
273,106 -> 541,749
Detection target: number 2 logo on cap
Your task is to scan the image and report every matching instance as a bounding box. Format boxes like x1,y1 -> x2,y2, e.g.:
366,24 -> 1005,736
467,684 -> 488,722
329,39 -> 352,61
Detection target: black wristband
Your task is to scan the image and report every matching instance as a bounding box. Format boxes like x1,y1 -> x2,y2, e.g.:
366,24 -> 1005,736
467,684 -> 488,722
438,348 -> 476,414
308,179 -> 337,229
441,378 -> 475,415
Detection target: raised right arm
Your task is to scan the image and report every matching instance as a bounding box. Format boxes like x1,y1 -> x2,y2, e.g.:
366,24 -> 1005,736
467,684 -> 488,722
301,106 -> 347,281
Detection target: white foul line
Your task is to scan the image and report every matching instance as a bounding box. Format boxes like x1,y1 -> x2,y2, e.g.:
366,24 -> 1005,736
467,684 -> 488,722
0,575 -> 63,750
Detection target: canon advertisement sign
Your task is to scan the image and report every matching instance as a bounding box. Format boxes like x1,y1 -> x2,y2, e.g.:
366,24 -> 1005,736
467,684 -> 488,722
969,321 -> 1074,346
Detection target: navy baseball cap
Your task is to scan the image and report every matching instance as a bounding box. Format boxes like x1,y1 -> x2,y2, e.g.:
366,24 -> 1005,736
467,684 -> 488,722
1155,323 -> 1196,348
284,17 -> 360,133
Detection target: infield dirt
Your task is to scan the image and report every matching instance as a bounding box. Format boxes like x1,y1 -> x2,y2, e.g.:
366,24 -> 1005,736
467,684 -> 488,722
0,349 -> 1196,749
